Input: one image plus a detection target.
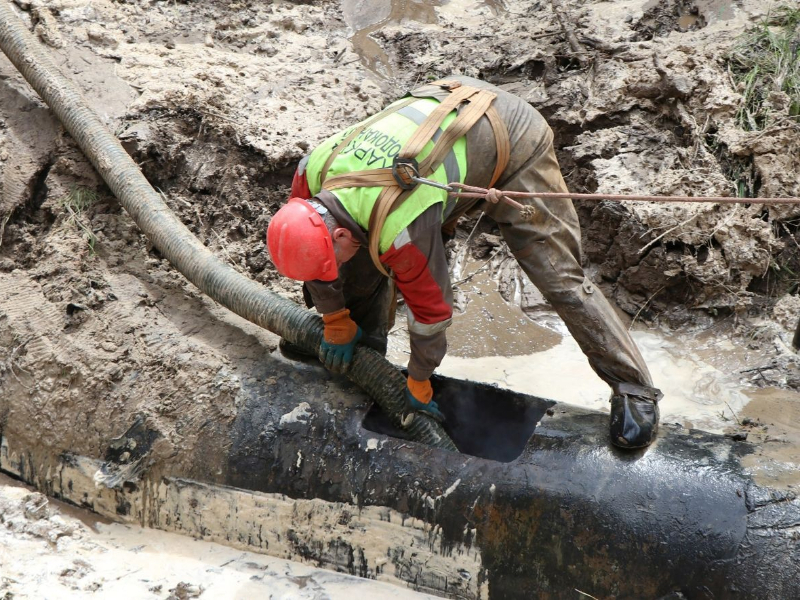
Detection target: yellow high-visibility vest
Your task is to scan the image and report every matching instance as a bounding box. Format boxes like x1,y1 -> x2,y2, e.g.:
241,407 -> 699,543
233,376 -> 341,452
305,97 -> 468,254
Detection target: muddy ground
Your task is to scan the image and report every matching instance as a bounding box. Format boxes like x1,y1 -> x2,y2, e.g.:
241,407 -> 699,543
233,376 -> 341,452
0,472 -> 439,598
0,0 -> 799,593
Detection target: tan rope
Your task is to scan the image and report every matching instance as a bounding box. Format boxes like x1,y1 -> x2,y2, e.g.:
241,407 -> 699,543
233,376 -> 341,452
448,183 -> 800,205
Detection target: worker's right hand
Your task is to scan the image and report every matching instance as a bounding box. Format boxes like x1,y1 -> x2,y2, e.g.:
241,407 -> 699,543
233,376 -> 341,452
319,308 -> 362,374
404,376 -> 445,422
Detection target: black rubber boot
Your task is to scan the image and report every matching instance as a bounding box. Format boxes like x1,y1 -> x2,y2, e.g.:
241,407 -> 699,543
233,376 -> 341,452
609,384 -> 663,449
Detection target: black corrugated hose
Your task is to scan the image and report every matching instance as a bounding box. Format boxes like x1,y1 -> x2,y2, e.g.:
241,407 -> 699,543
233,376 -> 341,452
0,1 -> 456,451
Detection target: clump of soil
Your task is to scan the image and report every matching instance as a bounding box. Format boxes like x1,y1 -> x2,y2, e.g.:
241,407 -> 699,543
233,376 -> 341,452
0,0 -> 799,480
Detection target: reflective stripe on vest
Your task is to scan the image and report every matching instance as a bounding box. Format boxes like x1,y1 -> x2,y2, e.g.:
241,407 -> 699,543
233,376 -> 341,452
305,98 -> 468,254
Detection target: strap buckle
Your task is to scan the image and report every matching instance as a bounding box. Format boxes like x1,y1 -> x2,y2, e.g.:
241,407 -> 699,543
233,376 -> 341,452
614,382 -> 663,403
392,157 -> 419,191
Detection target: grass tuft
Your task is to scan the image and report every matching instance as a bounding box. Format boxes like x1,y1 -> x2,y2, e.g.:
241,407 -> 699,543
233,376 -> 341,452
728,5 -> 800,131
62,185 -> 98,216
61,186 -> 99,253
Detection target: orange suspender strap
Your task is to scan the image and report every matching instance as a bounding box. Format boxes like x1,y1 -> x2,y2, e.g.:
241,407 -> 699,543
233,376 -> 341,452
323,85 -> 480,192
395,84 -> 479,161
416,79 -> 510,188
365,187 -> 409,276
438,93 -> 511,236
365,86 -> 501,276
416,89 -> 496,179
319,96 -> 418,186
321,80 -> 511,277
484,105 -> 510,188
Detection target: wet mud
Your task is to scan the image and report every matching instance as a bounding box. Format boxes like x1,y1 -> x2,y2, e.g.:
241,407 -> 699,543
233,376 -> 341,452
0,472 -> 435,599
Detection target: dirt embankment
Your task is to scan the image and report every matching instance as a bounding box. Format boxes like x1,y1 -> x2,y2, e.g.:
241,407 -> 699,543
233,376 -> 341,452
0,0 -> 799,473
379,0 -> 800,321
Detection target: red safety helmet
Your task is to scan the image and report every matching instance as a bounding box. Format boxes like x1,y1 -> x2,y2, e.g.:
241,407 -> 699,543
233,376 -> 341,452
267,198 -> 338,282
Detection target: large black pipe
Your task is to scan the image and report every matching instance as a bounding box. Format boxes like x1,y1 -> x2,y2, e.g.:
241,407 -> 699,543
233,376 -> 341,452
4,356 -> 796,599
0,1 -> 455,450
220,366 -> 800,599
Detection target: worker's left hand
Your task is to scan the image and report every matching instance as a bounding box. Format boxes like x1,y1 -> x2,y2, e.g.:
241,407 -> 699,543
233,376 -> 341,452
319,308 -> 362,374
404,376 -> 445,422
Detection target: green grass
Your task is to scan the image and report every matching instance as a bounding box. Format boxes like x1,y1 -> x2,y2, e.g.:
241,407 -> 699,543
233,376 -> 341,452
62,186 -> 98,216
728,5 -> 800,131
61,186 -> 99,253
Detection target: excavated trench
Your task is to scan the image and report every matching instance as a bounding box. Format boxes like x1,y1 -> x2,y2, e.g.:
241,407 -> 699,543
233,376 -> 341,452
2,0 -> 800,597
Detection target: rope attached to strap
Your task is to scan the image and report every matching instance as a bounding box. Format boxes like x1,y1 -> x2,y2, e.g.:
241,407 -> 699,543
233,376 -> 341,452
320,80 -> 511,277
444,182 -> 800,224
448,185 -> 800,205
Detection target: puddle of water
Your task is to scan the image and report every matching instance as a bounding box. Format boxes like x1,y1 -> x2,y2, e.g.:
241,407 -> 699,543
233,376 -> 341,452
448,263 -> 561,358
632,330 -> 752,430
388,257 -> 791,435
677,13 -> 700,30
739,388 -> 800,488
342,0 -> 505,78
343,0 -> 440,78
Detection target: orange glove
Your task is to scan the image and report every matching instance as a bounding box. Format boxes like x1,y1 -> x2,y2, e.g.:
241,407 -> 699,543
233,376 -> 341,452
322,308 -> 359,343
407,376 -> 433,403
319,309 -> 362,373
405,376 -> 444,421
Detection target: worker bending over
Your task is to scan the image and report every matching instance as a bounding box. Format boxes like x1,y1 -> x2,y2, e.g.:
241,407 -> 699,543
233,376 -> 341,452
267,76 -> 662,449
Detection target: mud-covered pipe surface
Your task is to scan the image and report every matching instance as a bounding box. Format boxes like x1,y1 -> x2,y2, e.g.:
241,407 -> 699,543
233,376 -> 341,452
3,369 -> 798,599
223,373 -> 800,599
0,1 -> 455,450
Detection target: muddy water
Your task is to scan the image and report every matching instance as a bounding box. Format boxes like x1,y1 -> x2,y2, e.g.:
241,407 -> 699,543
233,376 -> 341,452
388,258 -> 800,440
341,0 -> 505,78
342,0 -> 438,78
739,389 -> 800,488
448,267 -> 562,358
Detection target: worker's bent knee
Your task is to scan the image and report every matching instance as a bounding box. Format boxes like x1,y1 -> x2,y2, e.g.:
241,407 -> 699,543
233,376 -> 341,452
511,240 -> 586,299
542,276 -> 597,309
